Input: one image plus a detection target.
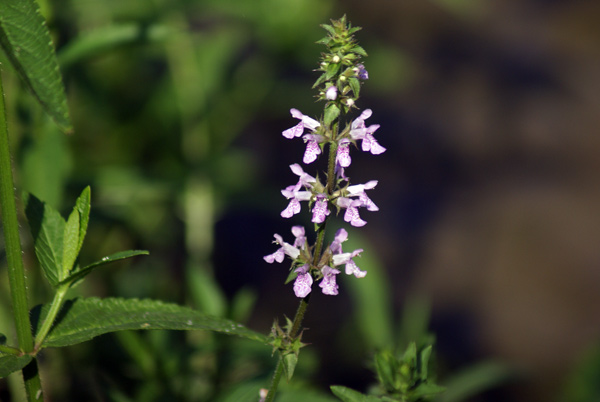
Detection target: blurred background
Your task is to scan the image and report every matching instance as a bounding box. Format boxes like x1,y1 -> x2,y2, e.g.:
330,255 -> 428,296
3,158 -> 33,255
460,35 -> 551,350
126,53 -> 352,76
1,0 -> 600,401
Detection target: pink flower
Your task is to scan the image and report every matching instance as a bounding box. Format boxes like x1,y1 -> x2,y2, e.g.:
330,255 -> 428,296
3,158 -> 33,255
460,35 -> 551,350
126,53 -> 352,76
333,249 -> 366,278
311,194 -> 330,224
319,266 -> 340,295
282,108 -> 320,139
294,264 -> 313,298
348,109 -> 386,155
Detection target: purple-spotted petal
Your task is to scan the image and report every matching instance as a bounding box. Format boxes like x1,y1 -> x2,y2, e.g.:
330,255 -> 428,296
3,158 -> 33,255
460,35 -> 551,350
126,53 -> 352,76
303,140 -> 321,164
293,265 -> 313,298
336,140 -> 352,168
311,195 -> 330,224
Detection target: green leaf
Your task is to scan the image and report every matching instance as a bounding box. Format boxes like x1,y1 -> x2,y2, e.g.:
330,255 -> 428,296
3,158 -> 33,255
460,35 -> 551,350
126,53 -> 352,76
62,206 -> 80,278
0,0 -> 72,132
25,192 -> 65,287
282,352 -> 299,381
324,103 -> 340,126
348,77 -> 361,98
32,297 -> 268,348
325,61 -> 342,80
73,186 -> 91,254
437,361 -> 512,402
330,386 -> 380,402
61,187 -> 91,279
343,232 -> 393,349
61,250 -> 149,287
57,23 -> 168,69
0,355 -> 33,378
409,382 -> 445,399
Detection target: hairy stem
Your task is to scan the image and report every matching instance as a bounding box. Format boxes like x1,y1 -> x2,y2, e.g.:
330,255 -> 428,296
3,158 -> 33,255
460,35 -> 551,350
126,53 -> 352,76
0,72 -> 43,400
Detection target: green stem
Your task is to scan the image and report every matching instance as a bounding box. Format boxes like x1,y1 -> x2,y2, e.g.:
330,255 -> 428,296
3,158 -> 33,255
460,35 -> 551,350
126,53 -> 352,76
34,285 -> 68,349
0,72 -> 43,400
0,343 -> 22,355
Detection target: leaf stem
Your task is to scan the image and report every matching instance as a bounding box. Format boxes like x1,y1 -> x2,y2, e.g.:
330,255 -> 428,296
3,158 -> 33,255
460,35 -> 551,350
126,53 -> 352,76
0,71 -> 44,400
34,285 -> 68,349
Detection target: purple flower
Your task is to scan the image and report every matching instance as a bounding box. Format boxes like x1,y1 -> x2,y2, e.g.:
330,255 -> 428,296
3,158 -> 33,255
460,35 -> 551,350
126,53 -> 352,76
280,164 -> 315,218
330,228 -> 348,254
336,138 -> 352,168
337,197 -> 367,227
312,194 -> 330,224
347,180 -> 379,211
294,264 -> 313,298
289,163 -> 316,188
333,248 -> 366,278
326,85 -> 338,100
355,64 -> 369,80
281,185 -> 312,218
291,225 -> 306,248
282,108 -> 320,139
302,134 -> 324,164
348,109 -> 386,155
264,233 -> 301,263
319,266 -> 340,295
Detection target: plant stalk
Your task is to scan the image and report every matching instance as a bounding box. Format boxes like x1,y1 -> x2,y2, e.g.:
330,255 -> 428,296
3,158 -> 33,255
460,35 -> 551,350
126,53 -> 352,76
0,72 -> 44,399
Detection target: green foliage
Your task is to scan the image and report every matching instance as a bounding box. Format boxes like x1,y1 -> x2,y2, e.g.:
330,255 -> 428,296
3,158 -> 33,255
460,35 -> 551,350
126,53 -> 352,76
31,297 -> 268,348
0,355 -> 32,379
436,362 -> 513,402
0,0 -> 71,131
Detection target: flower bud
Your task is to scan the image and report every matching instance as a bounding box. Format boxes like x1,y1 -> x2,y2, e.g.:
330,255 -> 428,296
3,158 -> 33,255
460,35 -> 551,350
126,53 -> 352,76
325,85 -> 338,100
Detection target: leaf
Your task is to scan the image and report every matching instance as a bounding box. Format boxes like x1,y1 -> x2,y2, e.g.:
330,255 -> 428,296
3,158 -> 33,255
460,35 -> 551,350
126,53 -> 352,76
348,77 -> 361,98
32,297 -> 268,348
282,352 -> 298,381
0,0 -> 72,132
57,23 -> 168,69
0,355 -> 33,378
330,386 -> 380,402
342,232 -> 393,349
62,206 -> 80,278
437,361 -> 512,402
73,186 -> 91,254
324,103 -> 340,126
61,250 -> 149,287
25,192 -> 65,287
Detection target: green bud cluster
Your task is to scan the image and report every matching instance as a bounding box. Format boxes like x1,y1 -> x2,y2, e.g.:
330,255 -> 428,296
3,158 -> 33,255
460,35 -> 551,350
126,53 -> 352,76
313,15 -> 368,126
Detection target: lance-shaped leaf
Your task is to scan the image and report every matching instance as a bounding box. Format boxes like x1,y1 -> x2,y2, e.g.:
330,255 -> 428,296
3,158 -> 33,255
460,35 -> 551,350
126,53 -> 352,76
0,355 -> 33,379
330,386 -> 381,402
25,193 -> 65,287
32,297 -> 268,348
61,250 -> 149,288
62,186 -> 91,277
0,0 -> 72,132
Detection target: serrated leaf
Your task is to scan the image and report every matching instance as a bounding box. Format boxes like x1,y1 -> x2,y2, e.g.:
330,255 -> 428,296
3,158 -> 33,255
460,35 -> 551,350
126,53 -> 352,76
330,385 -> 380,402
0,355 -> 33,378
74,186 -> 91,253
351,45 -> 368,57
32,297 -> 268,348
25,193 -> 65,287
61,250 -> 149,287
324,103 -> 340,126
320,24 -> 336,36
62,207 -> 80,278
0,0 -> 72,132
325,62 -> 342,80
348,77 -> 361,98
